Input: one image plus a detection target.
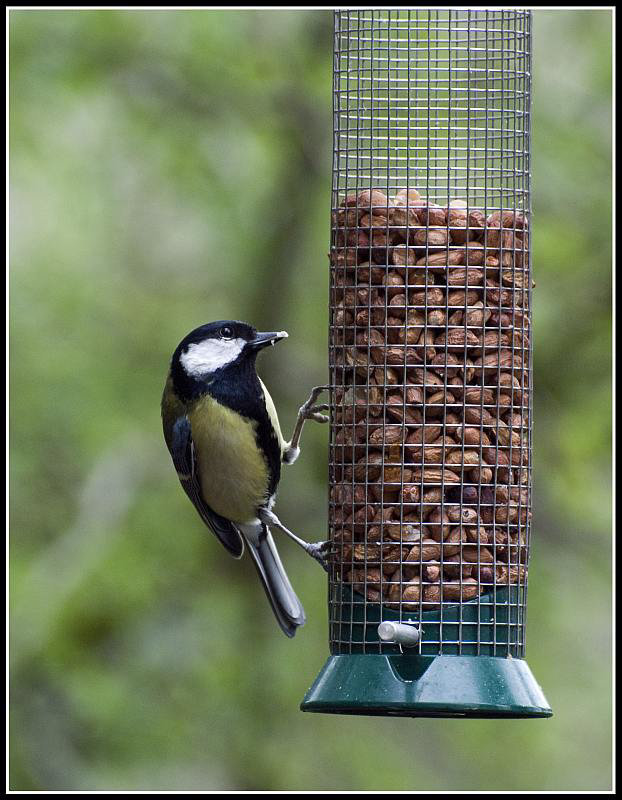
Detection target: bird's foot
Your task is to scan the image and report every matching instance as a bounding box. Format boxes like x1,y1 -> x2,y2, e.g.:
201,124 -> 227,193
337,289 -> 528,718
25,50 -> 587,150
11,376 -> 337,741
304,539 -> 334,572
299,385 -> 330,424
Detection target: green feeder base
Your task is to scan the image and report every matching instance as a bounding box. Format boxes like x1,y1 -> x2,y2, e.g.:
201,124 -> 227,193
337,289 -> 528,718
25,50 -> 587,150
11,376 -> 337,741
300,654 -> 552,718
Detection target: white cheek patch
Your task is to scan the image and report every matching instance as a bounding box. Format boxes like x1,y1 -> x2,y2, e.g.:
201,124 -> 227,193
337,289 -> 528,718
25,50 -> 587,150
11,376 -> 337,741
180,338 -> 245,376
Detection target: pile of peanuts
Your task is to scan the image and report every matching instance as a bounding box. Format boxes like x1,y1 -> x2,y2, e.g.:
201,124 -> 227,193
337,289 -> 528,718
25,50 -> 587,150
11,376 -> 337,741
329,187 -> 531,611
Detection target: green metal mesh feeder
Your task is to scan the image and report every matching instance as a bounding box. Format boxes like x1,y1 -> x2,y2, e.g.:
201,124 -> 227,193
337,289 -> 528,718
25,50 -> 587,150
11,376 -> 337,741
301,9 -> 552,718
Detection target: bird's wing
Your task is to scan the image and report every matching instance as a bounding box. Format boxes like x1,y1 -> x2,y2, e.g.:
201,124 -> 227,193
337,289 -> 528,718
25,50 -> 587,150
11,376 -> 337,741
170,415 -> 245,558
258,378 -> 286,454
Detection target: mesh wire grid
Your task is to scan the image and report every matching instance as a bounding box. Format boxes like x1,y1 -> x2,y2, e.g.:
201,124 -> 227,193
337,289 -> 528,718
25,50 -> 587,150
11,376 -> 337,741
328,9 -> 532,656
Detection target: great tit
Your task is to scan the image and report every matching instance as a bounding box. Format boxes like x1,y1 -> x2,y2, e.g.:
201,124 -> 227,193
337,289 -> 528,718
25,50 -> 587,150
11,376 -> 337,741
161,320 -> 330,637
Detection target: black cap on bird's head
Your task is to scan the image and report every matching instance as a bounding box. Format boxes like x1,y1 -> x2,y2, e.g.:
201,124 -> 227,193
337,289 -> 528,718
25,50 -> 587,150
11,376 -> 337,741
170,320 -> 288,397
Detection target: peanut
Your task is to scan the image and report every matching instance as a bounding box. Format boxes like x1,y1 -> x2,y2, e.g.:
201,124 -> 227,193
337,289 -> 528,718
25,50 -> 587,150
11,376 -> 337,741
331,187 -> 531,608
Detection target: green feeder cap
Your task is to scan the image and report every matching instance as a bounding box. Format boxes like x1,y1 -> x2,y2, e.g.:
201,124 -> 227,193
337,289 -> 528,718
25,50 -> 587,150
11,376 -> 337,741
301,653 -> 552,718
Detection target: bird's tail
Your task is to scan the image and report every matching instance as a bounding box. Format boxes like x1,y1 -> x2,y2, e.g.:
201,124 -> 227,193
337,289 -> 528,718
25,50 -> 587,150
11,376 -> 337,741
242,524 -> 306,637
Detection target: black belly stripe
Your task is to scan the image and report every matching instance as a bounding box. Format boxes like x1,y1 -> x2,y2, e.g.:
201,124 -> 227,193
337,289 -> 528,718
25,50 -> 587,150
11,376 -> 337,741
182,356 -> 282,501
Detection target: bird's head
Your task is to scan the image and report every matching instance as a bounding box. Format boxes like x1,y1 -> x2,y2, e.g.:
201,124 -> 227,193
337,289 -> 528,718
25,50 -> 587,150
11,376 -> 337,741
171,320 -> 288,391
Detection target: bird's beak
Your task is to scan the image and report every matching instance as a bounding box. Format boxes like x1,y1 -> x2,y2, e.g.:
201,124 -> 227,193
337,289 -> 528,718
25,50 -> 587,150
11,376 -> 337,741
247,330 -> 289,351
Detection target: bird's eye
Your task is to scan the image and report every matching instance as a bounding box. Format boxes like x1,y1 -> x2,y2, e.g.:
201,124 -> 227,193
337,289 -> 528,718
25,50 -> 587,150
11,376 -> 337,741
220,326 -> 234,340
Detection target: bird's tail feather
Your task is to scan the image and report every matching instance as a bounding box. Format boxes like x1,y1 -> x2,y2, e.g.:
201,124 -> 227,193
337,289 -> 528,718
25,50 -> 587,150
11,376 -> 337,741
244,525 -> 306,637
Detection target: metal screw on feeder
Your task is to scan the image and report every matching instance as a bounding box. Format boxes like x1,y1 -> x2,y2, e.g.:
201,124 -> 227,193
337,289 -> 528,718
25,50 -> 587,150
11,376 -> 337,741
301,8 -> 552,718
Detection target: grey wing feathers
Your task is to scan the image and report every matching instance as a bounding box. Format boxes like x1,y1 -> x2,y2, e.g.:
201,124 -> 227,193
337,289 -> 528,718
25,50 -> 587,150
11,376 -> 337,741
170,416 -> 244,559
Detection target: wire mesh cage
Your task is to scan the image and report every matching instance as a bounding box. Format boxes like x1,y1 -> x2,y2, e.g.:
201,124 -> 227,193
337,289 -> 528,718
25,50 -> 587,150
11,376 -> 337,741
301,8 -> 552,718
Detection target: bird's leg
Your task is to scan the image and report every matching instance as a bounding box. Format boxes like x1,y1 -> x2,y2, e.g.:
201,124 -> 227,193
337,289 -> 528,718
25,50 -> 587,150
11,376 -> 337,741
283,385 -> 330,465
259,508 -> 332,572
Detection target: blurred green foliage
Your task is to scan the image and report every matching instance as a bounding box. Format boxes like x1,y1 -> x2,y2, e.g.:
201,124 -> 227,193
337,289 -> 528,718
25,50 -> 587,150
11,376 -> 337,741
9,9 -> 612,791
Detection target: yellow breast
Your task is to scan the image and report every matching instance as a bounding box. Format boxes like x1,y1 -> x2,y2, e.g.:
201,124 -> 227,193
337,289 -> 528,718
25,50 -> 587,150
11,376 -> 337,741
188,394 -> 270,524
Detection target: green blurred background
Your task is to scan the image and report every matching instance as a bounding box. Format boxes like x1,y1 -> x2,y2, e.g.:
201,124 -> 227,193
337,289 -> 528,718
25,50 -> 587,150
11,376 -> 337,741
9,9 -> 612,792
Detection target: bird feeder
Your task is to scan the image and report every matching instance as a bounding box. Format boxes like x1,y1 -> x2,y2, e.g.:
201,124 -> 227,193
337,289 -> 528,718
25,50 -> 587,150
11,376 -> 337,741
301,9 -> 552,718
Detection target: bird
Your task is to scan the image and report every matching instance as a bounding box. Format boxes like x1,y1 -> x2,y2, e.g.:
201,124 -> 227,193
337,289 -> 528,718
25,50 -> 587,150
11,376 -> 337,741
161,319 -> 330,637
